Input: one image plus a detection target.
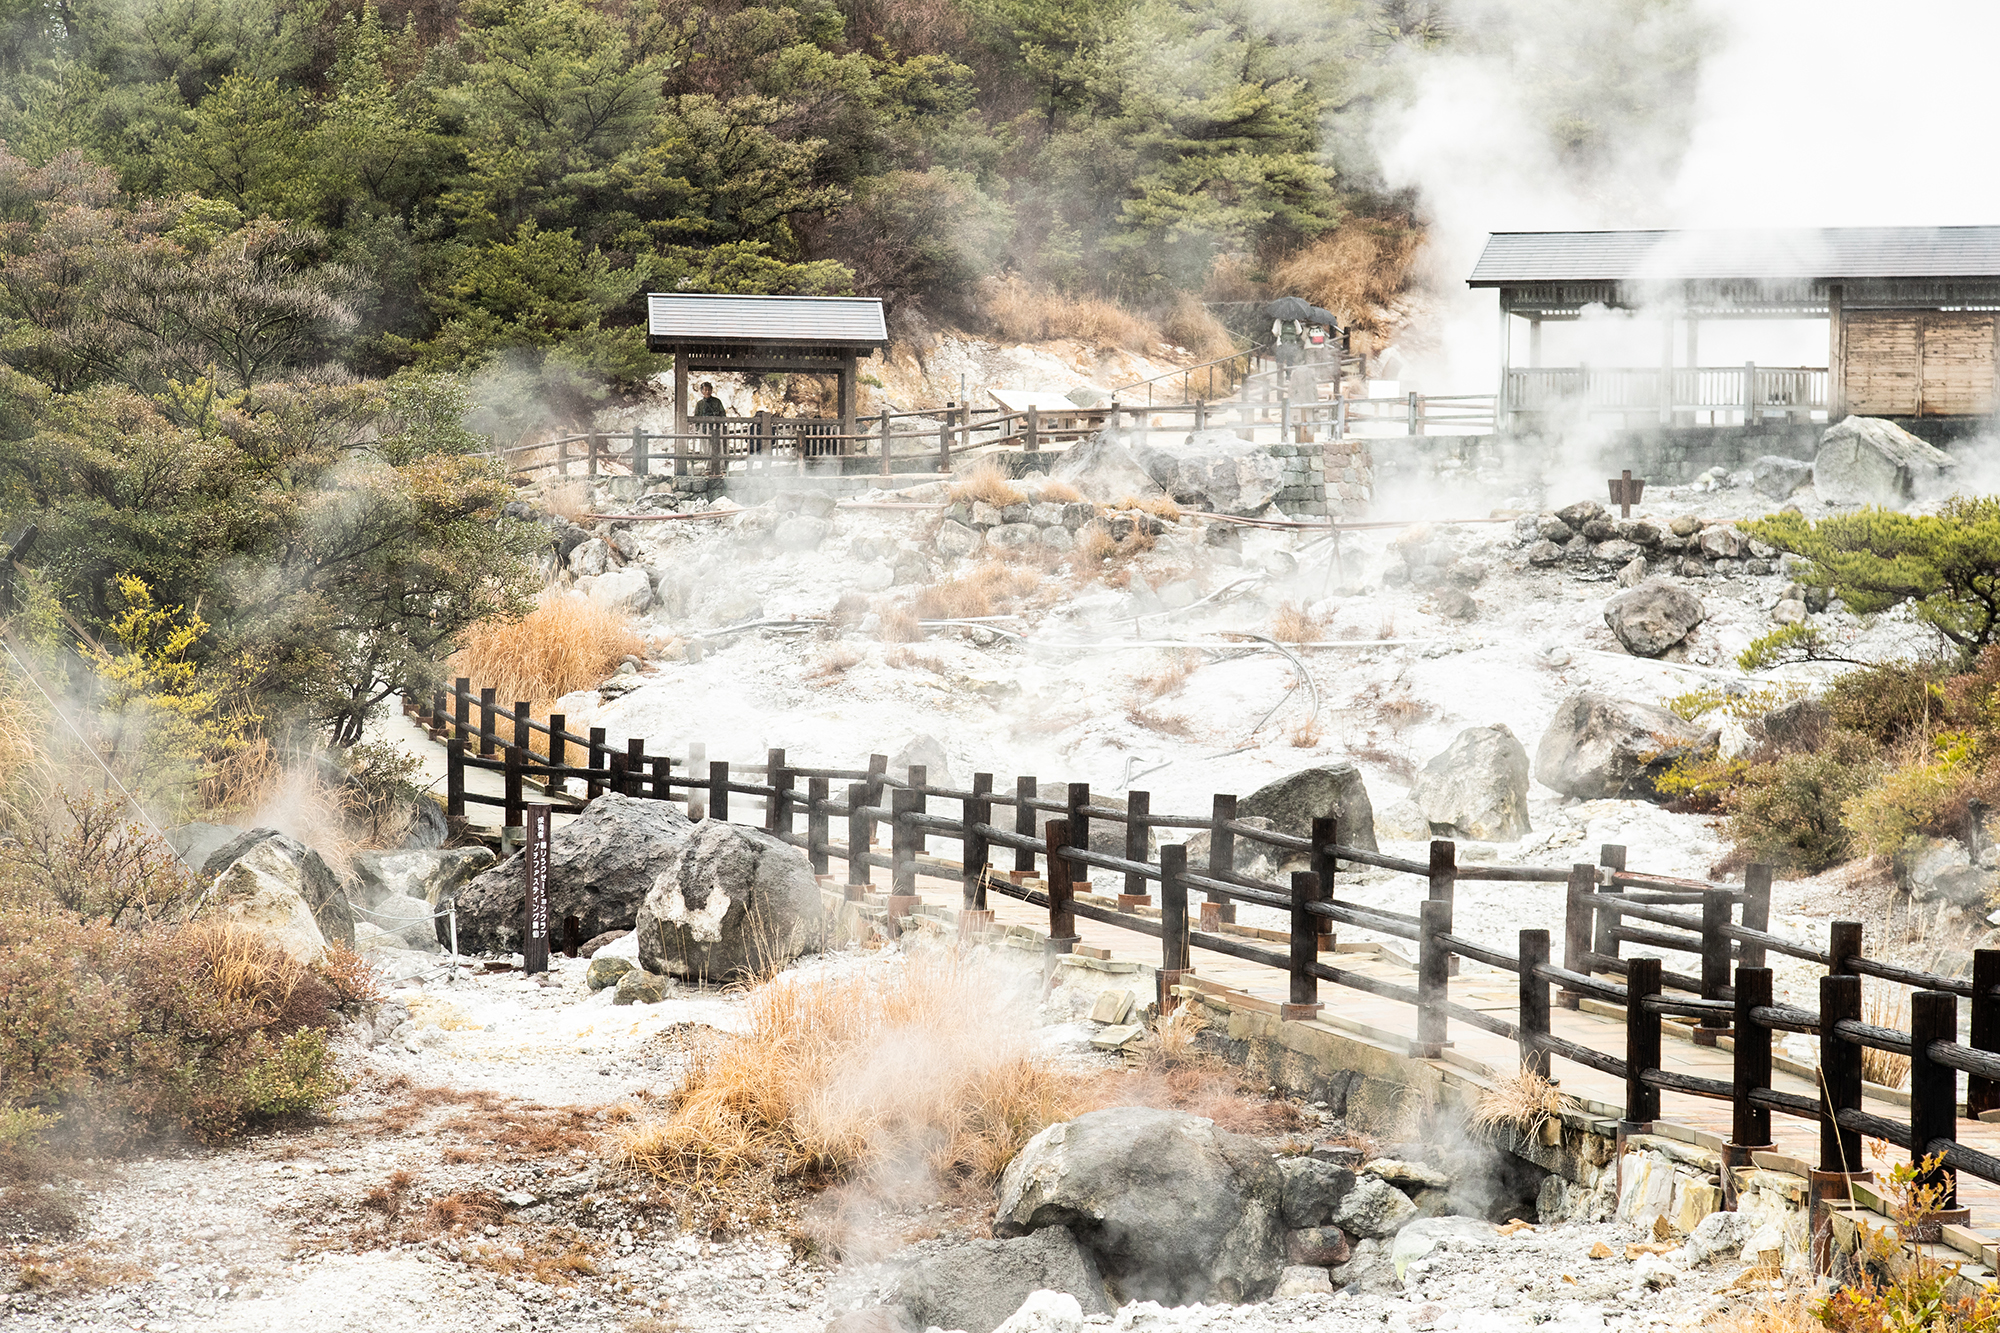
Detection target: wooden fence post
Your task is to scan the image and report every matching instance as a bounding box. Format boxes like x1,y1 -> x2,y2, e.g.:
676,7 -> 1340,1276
608,753 -> 627,807
447,735 -> 465,819
963,774 -> 992,917
1284,872 -> 1322,1021
1025,407 -> 1039,453
865,753 -> 888,814
587,727 -> 606,798
1160,842 -> 1190,986
1065,783 -> 1090,892
1815,964 -> 1866,1275
650,756 -> 670,802
1014,776 -> 1038,875
878,409 -> 893,477
1625,955 -> 1662,1127
686,742 -> 706,818
1559,864 -> 1594,1009
556,435 -> 570,478
1972,949 -> 2000,1119
937,410 -> 952,473
478,687 -> 497,756
1121,790 -> 1150,908
1203,794 -> 1237,929
1519,929 -> 1551,1078
890,787 -> 919,909
428,688 -> 446,737
587,431 -> 601,478
1910,990 -> 1959,1209
1416,898 -> 1451,1057
767,748 -> 790,834
546,713 -> 566,794
1593,844 -> 1626,968
808,776 -> 830,875
1044,817 -> 1077,954
1741,864 -> 1773,970
1310,815 -> 1335,951
709,760 -> 729,823
504,746 -> 525,828
1697,887 -> 1733,1045
846,782 -> 870,896
1732,966 -> 1776,1160
633,426 -> 650,477
626,738 -> 646,797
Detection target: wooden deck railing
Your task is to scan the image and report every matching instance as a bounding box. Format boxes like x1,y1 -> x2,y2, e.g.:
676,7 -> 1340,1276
411,679 -> 2000,1254
1504,363 -> 1829,427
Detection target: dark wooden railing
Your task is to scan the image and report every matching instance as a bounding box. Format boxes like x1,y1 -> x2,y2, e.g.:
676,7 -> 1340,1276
412,680 -> 2000,1256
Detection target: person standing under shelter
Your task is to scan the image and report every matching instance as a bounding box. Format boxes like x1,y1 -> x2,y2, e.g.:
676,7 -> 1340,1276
692,380 -> 727,470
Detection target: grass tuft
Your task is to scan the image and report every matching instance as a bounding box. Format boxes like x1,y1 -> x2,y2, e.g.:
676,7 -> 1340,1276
448,592 -> 644,706
1271,600 -> 1324,644
949,459 -> 1027,509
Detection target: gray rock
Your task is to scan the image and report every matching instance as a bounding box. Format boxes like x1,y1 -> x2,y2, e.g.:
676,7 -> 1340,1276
890,733 -> 954,788
987,523 -> 1041,551
1526,539 -> 1563,567
1183,816 -> 1282,882
1286,1227 -> 1351,1267
1327,1174 -> 1417,1240
1410,724 -> 1531,842
613,968 -> 668,1004
455,793 -> 695,953
1603,580 -> 1705,658
1039,525 -> 1075,552
1772,598 -> 1807,625
1536,517 -> 1574,543
349,848 -> 496,912
1389,1217 -> 1494,1279
994,1106 -> 1284,1305
1430,587 -> 1477,620
579,928 -> 628,957
167,821 -> 244,873
569,537 -> 609,576
1443,560 -> 1486,587
1592,539 -> 1641,566
1061,502 -> 1095,530
1760,699 -> 1828,747
1814,416 -> 1958,507
1696,527 -> 1745,560
937,519 -> 983,559
581,567 -> 653,614
1049,431 -> 1166,503
893,1226 -> 1112,1333
1751,455 -> 1815,499
775,515 -> 830,551
586,955 -> 634,990
1362,1158 -> 1451,1191
852,562 -> 894,592
1027,502 -> 1065,527
1134,431 -> 1283,516
1238,763 -> 1378,852
1616,556 -> 1649,588
1533,692 -> 1718,803
636,820 -> 826,982
1555,501 -> 1606,528
1272,1266 -> 1334,1299
1669,515 -> 1701,537
823,1310 -> 918,1333
1279,1158 -> 1356,1228
203,829 -> 354,949
358,892 -> 440,949
1617,520 -> 1660,546
971,501 -> 1003,528
1899,836 -> 1992,910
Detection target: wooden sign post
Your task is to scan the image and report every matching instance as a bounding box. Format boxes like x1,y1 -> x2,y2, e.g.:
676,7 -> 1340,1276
524,803 -> 551,974
1607,469 -> 1646,518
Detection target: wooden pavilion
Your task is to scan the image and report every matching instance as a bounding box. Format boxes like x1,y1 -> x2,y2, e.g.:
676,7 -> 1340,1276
645,293 -> 889,443
1469,227 -> 2000,429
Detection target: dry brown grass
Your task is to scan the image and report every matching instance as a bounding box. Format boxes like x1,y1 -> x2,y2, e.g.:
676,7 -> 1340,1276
876,607 -> 921,642
1268,213 -> 1424,340
949,458 -> 1027,509
1145,1001 -> 1210,1067
1159,293 -> 1238,360
1286,717 -> 1322,748
1702,1291 -> 1821,1333
1114,495 -> 1181,522
807,644 -> 865,679
883,647 -> 948,674
912,562 -> 1046,620
1862,986 -> 1911,1089
541,479 -> 591,523
1271,601 -> 1325,644
1036,480 -> 1083,504
1469,1066 -> 1571,1141
1135,649 -> 1201,699
448,591 -> 644,707
1074,525 -> 1119,564
982,276 -> 1159,352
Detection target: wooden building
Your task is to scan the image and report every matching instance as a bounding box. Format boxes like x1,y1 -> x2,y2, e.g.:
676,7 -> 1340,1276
1469,227 -> 2000,428
645,293 -> 889,442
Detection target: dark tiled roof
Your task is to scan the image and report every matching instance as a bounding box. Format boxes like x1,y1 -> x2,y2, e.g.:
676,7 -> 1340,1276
645,294 -> 888,349
1468,227 -> 2000,285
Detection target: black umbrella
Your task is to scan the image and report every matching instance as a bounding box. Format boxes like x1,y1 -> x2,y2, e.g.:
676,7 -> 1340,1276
1263,296 -> 1337,326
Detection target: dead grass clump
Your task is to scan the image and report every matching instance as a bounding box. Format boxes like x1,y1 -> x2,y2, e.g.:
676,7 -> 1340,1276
1287,717 -> 1322,748
1268,213 -> 1424,340
1702,1292 -> 1821,1333
460,1228 -> 601,1284
1143,1002 -> 1210,1067
1114,494 -> 1181,522
1862,985 -> 1911,1089
807,644 -> 865,679
1073,525 -> 1118,564
876,607 -> 921,642
1125,703 -> 1194,737
883,648 -> 948,675
1036,480 -> 1083,504
982,276 -> 1159,352
1135,649 -> 1201,699
1469,1066 -> 1571,1141
361,1168 -> 417,1219
448,591 -> 644,706
1271,600 -> 1325,644
830,591 -> 869,627
949,458 -> 1027,509
422,1189 -> 507,1236
913,563 -> 1043,620
1159,293 -> 1238,360
541,479 -> 591,523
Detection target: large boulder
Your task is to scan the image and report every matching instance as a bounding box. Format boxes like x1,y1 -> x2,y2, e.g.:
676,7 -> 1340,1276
1237,763 -> 1378,852
202,830 -> 353,948
635,820 -> 825,982
994,1107 -> 1284,1305
358,892 -> 442,951
891,1227 -> 1113,1333
206,838 -> 333,961
1049,430 -> 1166,502
1133,431 -> 1282,516
1897,836 -> 1993,911
349,848 -> 496,909
1603,581 -> 1705,658
166,821 -> 245,873
1813,416 -> 1958,507
579,567 -> 654,615
1750,454 -> 1814,500
455,793 -> 694,953
1410,725 -> 1531,841
1533,692 -> 1718,803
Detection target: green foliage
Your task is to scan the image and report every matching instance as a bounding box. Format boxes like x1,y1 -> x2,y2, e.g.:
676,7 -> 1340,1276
1738,623 -> 1857,671
1744,498 -> 2000,660
1818,1153 -> 2000,1332
1822,662 -> 1950,747
1843,732 -> 1986,860
1658,682 -> 1807,724
1721,730 -> 1881,874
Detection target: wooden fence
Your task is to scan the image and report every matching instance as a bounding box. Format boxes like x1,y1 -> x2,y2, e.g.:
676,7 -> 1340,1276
413,679 -> 2000,1241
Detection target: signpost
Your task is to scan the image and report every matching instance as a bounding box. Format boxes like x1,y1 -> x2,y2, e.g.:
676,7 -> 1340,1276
1607,469 -> 1646,518
524,804 -> 551,974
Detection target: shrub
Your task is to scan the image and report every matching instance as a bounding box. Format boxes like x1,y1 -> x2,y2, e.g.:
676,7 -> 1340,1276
1723,731 -> 1882,873
447,591 -> 644,705
2,790 -> 198,925
1843,732 -> 1989,858
981,276 -> 1159,352
1823,662 -> 1949,747
1817,1153 -> 2000,1331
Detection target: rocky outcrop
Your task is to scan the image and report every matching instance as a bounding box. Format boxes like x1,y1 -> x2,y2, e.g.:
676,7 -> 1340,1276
1813,415 -> 1957,507
635,820 -> 825,982
203,830 -> 353,949
1533,692 -> 1717,803
1409,725 -> 1531,841
1133,431 -> 1283,516
890,1227 -> 1112,1333
349,848 -> 495,910
1237,763 -> 1377,852
455,794 -> 695,953
994,1107 -> 1284,1305
1897,836 -> 1993,912
167,821 -> 244,873
1603,581 -> 1705,658
1048,431 -> 1165,502
206,837 -> 334,961
1751,454 -> 1814,499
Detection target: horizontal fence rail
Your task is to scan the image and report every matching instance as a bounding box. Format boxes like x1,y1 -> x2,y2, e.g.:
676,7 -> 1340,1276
411,680 -> 2000,1238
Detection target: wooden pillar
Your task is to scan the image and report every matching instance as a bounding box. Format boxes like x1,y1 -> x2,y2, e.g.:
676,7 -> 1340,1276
1559,863 -> 1594,1009
838,357 -> 856,451
1593,844 -> 1626,970
1970,949 -> 2000,1119
546,714 -> 566,795
1121,790 -> 1150,908
1044,818 -> 1077,954
1527,315 -> 1542,368
808,776 -> 830,875
1910,990 -> 1959,1209
1283,871 -> 1321,1021
963,774 -> 992,914
846,781 -> 870,894
1519,929 -> 1551,1078
1827,283 -> 1845,420
1159,843 -> 1191,1010
1014,776 -> 1038,875
1496,301 -> 1511,429
1625,956 -> 1662,1127
1659,313 -> 1675,425
1697,888 -> 1733,1044
1732,966 -> 1775,1154
1819,969 -> 1864,1175
673,357 -> 690,477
